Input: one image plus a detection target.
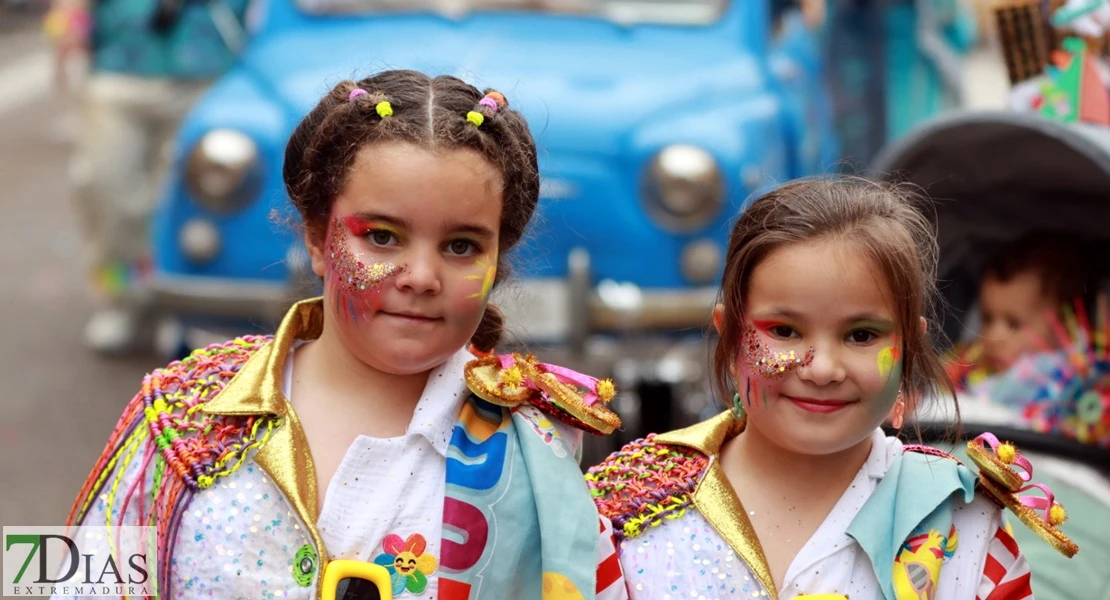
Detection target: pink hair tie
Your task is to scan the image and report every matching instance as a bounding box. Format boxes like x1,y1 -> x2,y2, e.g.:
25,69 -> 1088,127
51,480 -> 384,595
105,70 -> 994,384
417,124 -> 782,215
478,97 -> 500,112
348,89 -> 368,101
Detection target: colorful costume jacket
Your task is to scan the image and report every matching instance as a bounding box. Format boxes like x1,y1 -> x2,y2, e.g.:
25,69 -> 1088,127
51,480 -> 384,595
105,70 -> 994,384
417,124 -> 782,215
61,298 -> 627,600
588,412 -> 1050,600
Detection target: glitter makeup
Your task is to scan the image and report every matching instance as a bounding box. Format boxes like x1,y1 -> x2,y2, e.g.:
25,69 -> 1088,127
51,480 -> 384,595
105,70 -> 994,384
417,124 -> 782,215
325,216 -> 402,322
742,324 -> 815,380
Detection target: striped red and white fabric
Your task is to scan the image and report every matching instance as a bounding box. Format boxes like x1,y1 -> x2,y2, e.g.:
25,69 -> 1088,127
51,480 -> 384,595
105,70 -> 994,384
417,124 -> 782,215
976,524 -> 1033,600
596,515 -> 628,599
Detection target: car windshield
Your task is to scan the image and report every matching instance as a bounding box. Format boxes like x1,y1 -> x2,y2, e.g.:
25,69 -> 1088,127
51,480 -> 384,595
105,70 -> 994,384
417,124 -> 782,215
297,0 -> 729,25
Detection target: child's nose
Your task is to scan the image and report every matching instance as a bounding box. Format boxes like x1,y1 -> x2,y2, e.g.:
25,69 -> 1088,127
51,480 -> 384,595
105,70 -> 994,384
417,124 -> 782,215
395,248 -> 441,295
798,343 -> 846,385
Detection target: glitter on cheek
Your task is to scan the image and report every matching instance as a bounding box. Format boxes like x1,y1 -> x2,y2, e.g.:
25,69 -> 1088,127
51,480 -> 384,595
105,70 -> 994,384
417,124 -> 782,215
741,324 -> 814,380
325,217 -> 403,323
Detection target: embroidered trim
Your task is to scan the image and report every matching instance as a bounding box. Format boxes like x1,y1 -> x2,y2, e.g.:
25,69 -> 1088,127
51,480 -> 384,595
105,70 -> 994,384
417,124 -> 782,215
585,434 -> 708,541
67,336 -> 278,598
903,444 -> 963,463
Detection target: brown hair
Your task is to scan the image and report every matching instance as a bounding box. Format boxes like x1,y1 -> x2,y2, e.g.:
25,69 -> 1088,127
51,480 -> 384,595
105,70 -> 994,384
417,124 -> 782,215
712,177 -> 957,425
982,231 -> 1098,314
282,70 -> 540,353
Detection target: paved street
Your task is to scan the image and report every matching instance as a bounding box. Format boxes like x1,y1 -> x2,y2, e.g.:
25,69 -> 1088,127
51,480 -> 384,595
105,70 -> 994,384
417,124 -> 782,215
0,18 -> 164,530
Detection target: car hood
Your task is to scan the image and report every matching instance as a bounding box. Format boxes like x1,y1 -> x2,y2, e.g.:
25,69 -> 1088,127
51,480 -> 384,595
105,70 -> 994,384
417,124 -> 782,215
240,14 -> 765,154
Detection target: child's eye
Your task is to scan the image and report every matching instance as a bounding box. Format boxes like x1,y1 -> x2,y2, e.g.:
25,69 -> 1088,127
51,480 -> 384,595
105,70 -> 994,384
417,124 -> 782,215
366,230 -> 397,246
768,325 -> 797,339
447,240 -> 479,256
848,329 -> 879,345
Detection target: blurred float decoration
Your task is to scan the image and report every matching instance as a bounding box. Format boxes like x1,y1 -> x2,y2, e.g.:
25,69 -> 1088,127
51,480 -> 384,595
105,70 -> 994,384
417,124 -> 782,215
995,0 -> 1110,124
972,293 -> 1110,450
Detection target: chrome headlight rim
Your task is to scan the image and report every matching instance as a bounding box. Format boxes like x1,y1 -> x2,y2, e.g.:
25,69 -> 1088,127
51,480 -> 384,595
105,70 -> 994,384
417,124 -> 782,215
641,144 -> 725,233
184,129 -> 262,215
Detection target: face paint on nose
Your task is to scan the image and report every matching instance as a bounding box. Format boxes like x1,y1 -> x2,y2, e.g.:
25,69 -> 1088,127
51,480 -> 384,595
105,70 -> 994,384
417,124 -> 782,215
738,324 -> 815,406
325,216 -> 403,323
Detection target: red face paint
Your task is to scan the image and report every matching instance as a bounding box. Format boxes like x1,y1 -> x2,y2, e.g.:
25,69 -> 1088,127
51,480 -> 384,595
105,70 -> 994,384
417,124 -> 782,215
325,216 -> 402,323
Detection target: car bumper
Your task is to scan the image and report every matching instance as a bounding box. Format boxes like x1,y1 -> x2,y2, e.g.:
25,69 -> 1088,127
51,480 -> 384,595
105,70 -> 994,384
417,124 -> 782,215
151,248 -> 718,347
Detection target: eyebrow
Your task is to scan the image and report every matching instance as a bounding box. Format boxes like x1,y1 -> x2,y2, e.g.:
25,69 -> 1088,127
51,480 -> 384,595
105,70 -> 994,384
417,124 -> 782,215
751,307 -> 894,326
349,212 -> 409,230
444,222 -> 497,240
349,212 -> 496,240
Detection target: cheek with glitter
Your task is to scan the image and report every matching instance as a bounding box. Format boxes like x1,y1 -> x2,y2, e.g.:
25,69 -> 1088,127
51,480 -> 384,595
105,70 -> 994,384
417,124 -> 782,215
736,324 -> 814,407
325,217 -> 402,323
741,324 -> 814,380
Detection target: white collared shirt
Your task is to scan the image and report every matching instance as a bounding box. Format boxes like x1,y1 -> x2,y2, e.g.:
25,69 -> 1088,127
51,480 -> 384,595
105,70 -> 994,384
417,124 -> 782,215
620,429 -> 1009,599
283,343 -> 470,598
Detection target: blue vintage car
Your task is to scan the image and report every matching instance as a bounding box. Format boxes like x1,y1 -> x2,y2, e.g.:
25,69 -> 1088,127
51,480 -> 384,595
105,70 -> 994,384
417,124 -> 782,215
151,0 -> 840,354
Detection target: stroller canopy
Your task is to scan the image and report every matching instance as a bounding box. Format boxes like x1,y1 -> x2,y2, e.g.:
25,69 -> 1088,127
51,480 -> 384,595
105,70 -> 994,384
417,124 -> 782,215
873,110 -> 1110,344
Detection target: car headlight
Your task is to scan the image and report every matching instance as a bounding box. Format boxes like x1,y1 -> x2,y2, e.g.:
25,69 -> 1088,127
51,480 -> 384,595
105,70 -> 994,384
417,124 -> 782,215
185,129 -> 261,214
642,144 -> 724,232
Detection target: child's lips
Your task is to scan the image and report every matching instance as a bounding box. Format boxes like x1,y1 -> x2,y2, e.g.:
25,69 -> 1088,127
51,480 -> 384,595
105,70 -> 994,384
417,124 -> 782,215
783,395 -> 854,414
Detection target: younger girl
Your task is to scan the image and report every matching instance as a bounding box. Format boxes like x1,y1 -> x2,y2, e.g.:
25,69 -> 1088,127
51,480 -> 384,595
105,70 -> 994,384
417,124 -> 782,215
588,178 -> 1078,599
61,70 -> 626,599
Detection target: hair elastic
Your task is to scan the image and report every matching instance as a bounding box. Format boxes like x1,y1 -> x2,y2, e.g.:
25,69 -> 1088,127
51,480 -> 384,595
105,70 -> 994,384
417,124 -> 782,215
375,101 -> 393,118
348,88 -> 368,101
467,90 -> 508,128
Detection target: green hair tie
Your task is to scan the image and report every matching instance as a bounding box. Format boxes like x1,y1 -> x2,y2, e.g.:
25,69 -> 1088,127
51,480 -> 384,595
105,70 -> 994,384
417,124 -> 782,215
466,110 -> 485,127
375,101 -> 393,118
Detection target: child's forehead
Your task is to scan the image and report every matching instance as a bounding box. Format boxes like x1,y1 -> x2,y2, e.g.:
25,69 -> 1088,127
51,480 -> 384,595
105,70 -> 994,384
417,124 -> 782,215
746,239 -> 898,320
982,269 -> 1050,296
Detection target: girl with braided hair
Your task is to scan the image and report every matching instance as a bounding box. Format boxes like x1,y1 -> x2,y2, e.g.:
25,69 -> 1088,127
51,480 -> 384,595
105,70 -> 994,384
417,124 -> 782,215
58,70 -> 627,600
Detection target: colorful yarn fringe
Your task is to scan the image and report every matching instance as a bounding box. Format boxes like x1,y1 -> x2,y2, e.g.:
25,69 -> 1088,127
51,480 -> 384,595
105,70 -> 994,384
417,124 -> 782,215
66,336 -> 280,599
585,435 -> 707,541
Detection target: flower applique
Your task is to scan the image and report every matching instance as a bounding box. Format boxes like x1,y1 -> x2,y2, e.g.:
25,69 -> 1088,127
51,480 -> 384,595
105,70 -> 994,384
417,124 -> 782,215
372,533 -> 438,595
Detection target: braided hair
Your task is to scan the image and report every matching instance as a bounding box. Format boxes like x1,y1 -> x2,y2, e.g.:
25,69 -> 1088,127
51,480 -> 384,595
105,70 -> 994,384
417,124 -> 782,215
284,70 -> 539,353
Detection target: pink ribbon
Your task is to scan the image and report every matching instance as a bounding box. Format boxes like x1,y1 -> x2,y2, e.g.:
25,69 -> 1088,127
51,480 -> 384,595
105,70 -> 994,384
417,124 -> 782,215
974,432 -> 1035,483
1016,482 -> 1061,522
497,354 -> 604,406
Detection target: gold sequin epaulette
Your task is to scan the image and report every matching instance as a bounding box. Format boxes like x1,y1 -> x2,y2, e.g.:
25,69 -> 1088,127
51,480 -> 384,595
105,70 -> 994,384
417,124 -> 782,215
464,353 -> 621,435
966,433 -> 1080,557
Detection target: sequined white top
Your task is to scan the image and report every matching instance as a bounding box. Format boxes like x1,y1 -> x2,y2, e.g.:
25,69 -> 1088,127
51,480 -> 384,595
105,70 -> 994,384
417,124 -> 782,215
618,430 -> 1012,600
60,348 -> 469,599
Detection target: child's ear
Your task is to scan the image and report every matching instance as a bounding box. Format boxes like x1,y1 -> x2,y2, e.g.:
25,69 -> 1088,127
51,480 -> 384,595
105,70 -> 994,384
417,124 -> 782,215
712,304 -> 725,336
305,224 -> 328,278
920,316 -> 928,336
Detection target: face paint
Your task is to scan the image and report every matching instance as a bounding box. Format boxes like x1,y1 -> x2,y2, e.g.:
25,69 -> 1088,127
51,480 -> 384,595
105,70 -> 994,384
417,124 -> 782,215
738,324 -> 815,407
325,216 -> 402,322
742,324 -> 815,379
465,249 -> 498,301
875,333 -> 904,407
877,334 -> 902,379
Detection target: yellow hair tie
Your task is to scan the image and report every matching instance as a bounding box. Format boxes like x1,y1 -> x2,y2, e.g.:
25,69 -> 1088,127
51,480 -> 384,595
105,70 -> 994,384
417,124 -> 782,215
466,111 -> 485,127
375,101 -> 393,118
